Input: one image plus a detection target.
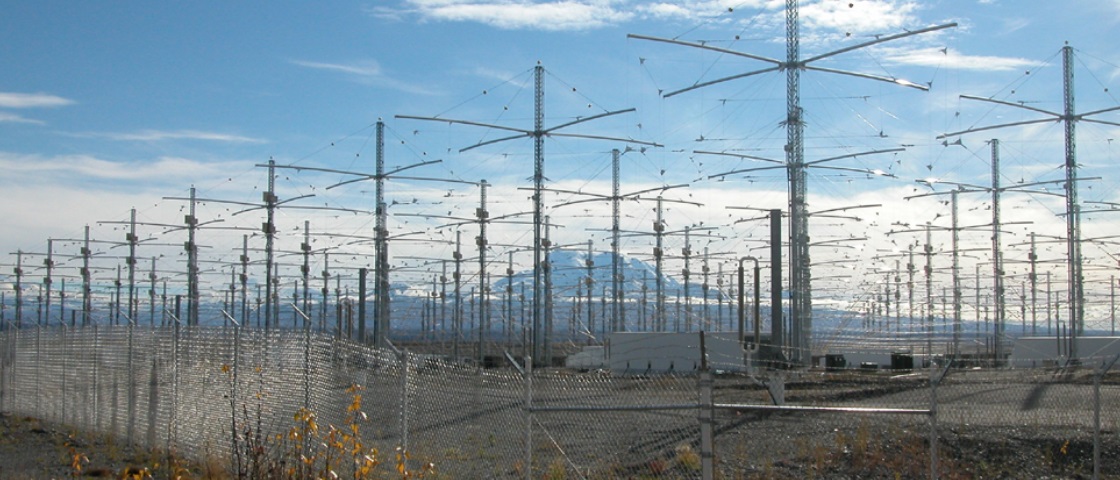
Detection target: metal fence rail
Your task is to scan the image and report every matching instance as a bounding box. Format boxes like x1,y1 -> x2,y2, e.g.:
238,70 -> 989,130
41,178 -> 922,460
0,326 -> 1117,479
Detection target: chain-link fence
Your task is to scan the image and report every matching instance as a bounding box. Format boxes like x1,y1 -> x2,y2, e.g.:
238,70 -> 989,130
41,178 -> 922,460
1,326 -> 1117,479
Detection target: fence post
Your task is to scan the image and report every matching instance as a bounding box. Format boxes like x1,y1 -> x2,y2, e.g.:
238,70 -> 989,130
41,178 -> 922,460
1094,354 -> 1119,480
146,355 -> 158,448
400,349 -> 409,453
699,331 -> 714,480
929,369 -> 938,479
93,325 -> 101,432
127,321 -> 136,446
524,355 -> 533,480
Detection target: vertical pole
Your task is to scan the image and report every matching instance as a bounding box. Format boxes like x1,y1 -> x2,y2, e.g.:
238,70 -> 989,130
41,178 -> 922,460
14,252 -> 24,328
655,197 -> 665,332
770,210 -> 783,361
611,149 -> 623,333
1030,233 -> 1039,335
929,367 -> 940,480
302,220 -> 311,323
477,181 -> 489,367
240,235 -> 249,327
990,140 -> 1005,366
1060,45 -> 1083,358
264,163 -> 277,331
187,188 -> 200,327
785,0 -> 812,368
524,355 -> 533,480
358,268 -> 368,343
149,258 -> 157,327
698,331 -> 715,480
44,240 -> 54,326
374,121 -> 391,347
544,217 -> 554,366
702,248 -> 711,331
951,191 -> 962,356
585,240 -> 594,340
531,64 -> 545,366
924,224 -> 934,364
683,227 -> 692,332
399,351 -> 409,452
738,259 -> 746,347
81,228 -> 92,327
753,259 -> 761,352
127,208 -> 138,325
454,230 -> 463,362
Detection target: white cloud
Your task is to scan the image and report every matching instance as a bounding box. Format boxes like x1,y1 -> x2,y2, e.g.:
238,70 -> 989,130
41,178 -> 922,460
0,92 -> 74,109
291,59 -> 383,77
801,0 -> 920,35
0,112 -> 45,125
396,0 -> 635,31
0,153 -> 238,184
882,46 -> 1041,72
93,129 -> 266,144
291,58 -> 440,95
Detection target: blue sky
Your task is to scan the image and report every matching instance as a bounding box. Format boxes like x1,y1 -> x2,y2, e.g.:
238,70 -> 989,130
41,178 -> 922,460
2,1 -> 1120,331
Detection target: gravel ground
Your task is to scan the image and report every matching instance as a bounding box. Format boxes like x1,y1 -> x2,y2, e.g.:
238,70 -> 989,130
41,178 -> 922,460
0,411 -> 209,479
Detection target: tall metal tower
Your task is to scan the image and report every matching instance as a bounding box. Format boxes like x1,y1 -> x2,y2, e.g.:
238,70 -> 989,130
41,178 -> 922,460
939,45 -> 1120,360
632,0 -> 954,366
398,65 -> 655,365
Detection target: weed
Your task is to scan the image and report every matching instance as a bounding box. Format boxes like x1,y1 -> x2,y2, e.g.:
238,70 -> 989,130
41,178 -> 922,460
675,444 -> 702,471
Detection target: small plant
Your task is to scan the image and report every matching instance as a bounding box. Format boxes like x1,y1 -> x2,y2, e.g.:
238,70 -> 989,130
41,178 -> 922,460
65,435 -> 88,479
225,377 -> 435,479
675,443 -> 702,471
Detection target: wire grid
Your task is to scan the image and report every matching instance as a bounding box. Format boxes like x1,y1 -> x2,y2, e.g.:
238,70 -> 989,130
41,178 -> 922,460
707,371 -> 935,478
934,365 -> 1120,476
2,327 -> 1119,478
530,371 -> 700,479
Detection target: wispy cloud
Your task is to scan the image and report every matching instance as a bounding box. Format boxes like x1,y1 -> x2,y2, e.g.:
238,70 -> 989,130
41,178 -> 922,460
0,92 -> 75,109
388,0 -> 636,31
0,112 -> 45,125
290,58 -> 439,95
91,129 -> 267,144
801,0 -> 920,35
290,59 -> 383,77
882,46 -> 1041,71
0,152 -> 238,184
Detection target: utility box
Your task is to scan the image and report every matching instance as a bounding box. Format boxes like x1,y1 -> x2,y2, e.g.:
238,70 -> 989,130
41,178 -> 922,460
825,354 -> 847,372
890,351 -> 914,371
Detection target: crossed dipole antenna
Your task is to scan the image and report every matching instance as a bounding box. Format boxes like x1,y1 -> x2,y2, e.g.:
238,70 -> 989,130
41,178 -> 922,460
397,64 -> 659,365
937,45 -> 1120,361
630,0 -> 955,366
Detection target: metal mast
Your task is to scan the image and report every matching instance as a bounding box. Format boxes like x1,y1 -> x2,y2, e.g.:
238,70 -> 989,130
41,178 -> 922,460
13,252 -> 23,328
374,121 -> 390,347
951,191 -> 961,355
654,197 -> 666,331
632,0 -> 953,367
611,149 -> 622,333
398,66 -> 654,366
938,45 -> 1120,360
784,0 -> 810,367
531,65 -> 546,362
81,227 -> 92,327
477,180 -> 489,366
453,230 -> 463,361
126,208 -> 138,323
990,140 -> 1005,364
1061,46 -> 1083,351
301,220 -> 311,317
187,187 -> 200,326
264,160 -> 278,330
240,235 -> 249,326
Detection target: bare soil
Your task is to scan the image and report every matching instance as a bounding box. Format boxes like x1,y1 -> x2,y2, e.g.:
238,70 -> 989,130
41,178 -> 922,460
0,411 -> 203,479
